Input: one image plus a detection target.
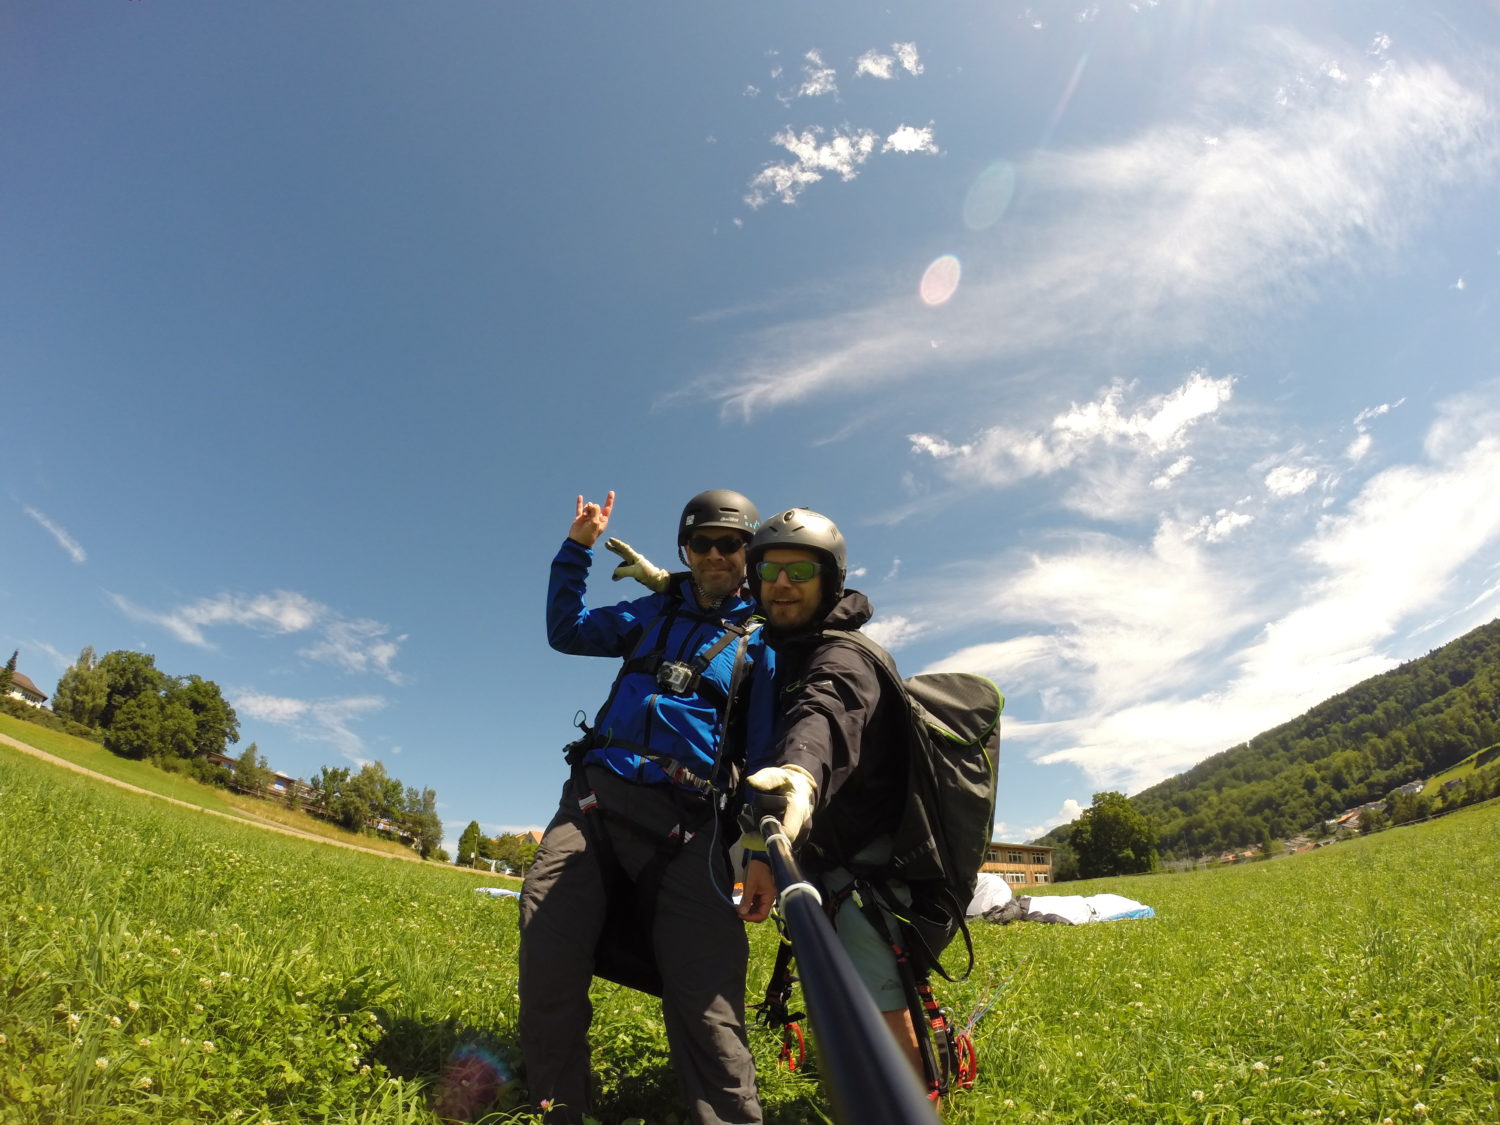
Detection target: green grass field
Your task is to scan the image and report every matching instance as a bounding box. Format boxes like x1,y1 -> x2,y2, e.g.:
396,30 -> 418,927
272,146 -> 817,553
0,713 -> 429,861
2,740 -> 1497,1124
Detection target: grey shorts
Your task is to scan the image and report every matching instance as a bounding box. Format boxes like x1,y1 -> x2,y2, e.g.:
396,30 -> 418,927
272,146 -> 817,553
819,840 -> 913,1013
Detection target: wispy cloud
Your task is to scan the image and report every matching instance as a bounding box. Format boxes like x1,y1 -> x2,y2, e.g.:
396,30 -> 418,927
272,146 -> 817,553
910,371 -> 1234,491
855,42 -> 924,80
911,385 -> 1500,797
24,506 -> 86,564
110,590 -> 407,684
709,31 -> 1496,412
232,690 -> 387,764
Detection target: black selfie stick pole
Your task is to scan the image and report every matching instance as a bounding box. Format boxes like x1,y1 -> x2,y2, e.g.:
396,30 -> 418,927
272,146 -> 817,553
759,814 -> 939,1125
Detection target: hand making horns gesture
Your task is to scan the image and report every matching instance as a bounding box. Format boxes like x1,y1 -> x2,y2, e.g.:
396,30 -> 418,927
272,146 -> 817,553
568,490 -> 616,548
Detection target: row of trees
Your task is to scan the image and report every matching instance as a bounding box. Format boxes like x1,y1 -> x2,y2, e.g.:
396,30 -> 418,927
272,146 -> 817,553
456,820 -> 539,875
308,762 -> 444,859
46,646 -> 444,859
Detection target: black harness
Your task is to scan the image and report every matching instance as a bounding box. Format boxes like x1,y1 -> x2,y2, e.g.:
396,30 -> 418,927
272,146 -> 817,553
562,595 -> 757,996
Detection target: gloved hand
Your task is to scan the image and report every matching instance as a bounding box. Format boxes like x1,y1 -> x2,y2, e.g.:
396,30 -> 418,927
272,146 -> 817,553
739,764 -> 817,848
604,537 -> 670,593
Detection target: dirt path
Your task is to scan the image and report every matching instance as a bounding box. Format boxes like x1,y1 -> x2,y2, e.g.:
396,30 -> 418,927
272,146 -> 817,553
0,730 -> 493,870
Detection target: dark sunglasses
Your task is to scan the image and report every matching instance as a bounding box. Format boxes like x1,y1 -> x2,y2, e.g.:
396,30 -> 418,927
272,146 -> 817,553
687,533 -> 748,555
755,560 -> 823,583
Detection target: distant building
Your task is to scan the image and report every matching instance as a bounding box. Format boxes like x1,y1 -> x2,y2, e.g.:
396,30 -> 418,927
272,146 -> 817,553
980,841 -> 1053,885
4,671 -> 49,708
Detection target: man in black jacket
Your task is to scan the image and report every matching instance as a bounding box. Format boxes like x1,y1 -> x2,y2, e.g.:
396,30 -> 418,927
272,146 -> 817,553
734,508 -> 924,1075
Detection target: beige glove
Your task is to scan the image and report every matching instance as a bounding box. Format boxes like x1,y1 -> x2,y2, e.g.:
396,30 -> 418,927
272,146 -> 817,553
604,537 -> 669,593
739,764 -> 817,849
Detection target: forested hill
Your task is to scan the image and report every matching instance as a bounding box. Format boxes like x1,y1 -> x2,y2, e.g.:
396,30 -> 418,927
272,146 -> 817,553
1039,616 -> 1500,861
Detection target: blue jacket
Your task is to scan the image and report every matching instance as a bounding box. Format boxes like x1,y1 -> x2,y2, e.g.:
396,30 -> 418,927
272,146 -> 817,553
547,538 -> 769,789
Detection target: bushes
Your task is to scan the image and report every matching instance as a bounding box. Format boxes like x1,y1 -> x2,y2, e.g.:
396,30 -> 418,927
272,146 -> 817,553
0,696 -> 102,742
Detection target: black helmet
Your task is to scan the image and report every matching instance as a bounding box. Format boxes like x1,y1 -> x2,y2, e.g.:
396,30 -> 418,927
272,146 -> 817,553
678,489 -> 761,547
747,508 -> 848,605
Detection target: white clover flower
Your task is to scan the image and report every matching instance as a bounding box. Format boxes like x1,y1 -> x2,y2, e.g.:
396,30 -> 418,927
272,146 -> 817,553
219,972 -> 232,981
1252,1061 -> 1268,1073
139,1038 -> 152,1048
67,1013 -> 81,1028
1413,1105 -> 1428,1116
136,1076 -> 153,1090
128,1000 -> 140,1012
202,1040 -> 216,1053
1412,1063 -> 1424,1074
110,1016 -> 122,1028
95,1057 -> 109,1069
1192,1090 -> 1205,1101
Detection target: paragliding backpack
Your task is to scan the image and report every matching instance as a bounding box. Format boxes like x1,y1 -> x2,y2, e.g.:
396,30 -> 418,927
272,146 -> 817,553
824,628 -> 1003,982
756,628 -> 1002,1100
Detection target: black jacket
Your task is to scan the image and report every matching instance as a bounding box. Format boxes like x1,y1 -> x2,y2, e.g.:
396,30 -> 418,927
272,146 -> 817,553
759,590 -> 908,871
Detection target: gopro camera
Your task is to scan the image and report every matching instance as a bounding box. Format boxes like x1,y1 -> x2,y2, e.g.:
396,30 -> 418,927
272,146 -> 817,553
656,660 -> 695,694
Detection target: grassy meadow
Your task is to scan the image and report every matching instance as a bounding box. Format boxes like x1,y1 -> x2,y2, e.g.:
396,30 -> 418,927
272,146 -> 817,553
0,713 -> 425,861
2,740 -> 1498,1124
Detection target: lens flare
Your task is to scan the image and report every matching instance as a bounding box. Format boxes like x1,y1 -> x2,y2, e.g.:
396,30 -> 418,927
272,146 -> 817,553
433,1043 -> 515,1121
920,255 -> 962,307
962,161 -> 1016,231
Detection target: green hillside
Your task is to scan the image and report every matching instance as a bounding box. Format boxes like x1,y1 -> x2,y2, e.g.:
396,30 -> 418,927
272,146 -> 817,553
4,742 -> 1498,1123
1043,617 -> 1500,861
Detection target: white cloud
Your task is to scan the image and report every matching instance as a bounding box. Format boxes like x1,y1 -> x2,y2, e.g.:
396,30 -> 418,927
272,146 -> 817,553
883,124 -> 938,154
794,49 -> 838,100
1265,464 -> 1318,495
856,43 -> 924,80
705,33 -> 1496,413
745,127 -> 879,208
909,386 -> 1500,797
24,506 -> 86,564
909,371 -> 1233,490
109,590 -> 406,683
1151,456 -> 1193,490
855,51 -> 895,80
1187,508 -> 1254,542
232,690 -> 387,763
862,613 -> 925,651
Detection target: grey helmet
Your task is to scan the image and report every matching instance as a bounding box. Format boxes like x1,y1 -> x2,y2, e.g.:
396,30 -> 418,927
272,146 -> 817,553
747,508 -> 848,607
678,489 -> 761,548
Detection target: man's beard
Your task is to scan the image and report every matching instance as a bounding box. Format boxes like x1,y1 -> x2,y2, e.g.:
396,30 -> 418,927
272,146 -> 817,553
692,566 -> 742,604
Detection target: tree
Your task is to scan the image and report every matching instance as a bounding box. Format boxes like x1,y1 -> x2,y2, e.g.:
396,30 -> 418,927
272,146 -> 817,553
235,743 -> 272,795
1070,791 -> 1158,879
104,692 -> 163,759
457,821 -> 483,868
53,647 -> 109,728
96,650 -> 166,730
404,786 -> 443,859
1358,806 -> 1387,835
173,675 -> 239,758
0,650 -> 16,696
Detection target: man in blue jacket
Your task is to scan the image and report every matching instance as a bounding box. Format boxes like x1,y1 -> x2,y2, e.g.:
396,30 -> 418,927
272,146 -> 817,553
520,489 -> 766,1125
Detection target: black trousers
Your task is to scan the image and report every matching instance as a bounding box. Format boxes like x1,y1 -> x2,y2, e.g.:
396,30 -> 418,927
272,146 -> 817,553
518,777 -> 762,1125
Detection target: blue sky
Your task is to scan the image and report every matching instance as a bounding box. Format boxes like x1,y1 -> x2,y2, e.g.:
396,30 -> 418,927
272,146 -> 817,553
5,0 -> 1499,853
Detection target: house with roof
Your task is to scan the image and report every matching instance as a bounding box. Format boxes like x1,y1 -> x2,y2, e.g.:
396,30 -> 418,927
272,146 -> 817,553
4,671 -> 49,708
980,841 -> 1053,885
